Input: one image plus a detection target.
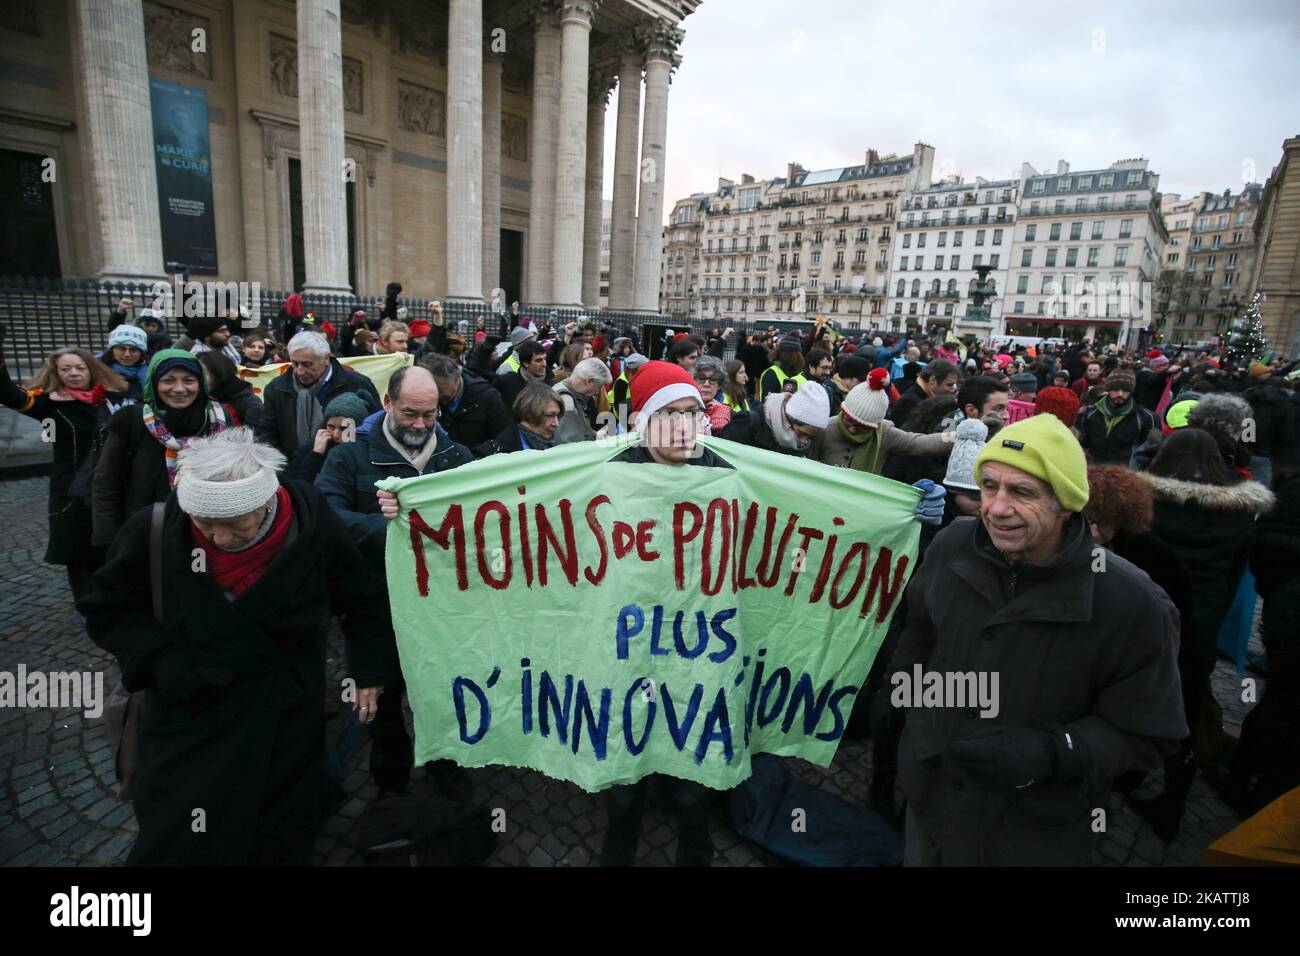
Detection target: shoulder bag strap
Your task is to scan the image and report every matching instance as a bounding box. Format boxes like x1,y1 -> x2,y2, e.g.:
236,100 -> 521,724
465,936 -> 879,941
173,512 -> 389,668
149,501 -> 165,624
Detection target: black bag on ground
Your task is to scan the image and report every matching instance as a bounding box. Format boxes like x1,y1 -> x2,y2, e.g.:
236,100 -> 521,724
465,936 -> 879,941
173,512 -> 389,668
358,794 -> 497,867
727,754 -> 903,866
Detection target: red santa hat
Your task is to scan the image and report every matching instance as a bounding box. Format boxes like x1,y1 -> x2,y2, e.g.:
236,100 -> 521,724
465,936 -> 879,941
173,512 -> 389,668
630,360 -> 703,432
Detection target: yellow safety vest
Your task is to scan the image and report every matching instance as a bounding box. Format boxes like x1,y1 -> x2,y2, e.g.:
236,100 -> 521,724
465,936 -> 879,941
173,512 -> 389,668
759,365 -> 806,401
607,370 -> 628,405
502,352 -> 521,374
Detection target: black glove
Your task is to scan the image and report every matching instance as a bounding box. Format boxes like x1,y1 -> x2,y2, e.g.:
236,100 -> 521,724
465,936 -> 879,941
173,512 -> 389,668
947,726 -> 1057,790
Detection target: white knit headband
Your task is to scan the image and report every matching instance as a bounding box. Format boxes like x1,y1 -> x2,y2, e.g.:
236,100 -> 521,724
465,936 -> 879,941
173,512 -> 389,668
177,468 -> 280,519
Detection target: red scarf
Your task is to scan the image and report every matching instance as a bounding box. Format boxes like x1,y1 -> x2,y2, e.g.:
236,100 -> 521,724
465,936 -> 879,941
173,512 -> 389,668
191,487 -> 293,597
63,383 -> 108,405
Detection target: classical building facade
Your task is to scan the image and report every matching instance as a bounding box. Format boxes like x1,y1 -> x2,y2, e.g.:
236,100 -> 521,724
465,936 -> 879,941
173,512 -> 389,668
1251,135 -> 1300,356
885,176 -> 1018,337
0,0 -> 698,311
1002,159 -> 1167,347
1152,192 -> 1206,343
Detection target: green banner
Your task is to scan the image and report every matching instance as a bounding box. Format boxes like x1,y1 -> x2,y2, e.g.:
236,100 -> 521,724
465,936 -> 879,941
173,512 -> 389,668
377,435 -> 920,792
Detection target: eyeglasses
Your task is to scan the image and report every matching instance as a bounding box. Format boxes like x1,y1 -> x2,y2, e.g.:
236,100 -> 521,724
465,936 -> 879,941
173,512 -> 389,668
695,375 -> 720,383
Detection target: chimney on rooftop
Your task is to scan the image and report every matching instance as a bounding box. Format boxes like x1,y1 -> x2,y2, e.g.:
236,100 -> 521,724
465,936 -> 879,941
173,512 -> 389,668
865,148 -> 879,167
1056,160 -> 1069,175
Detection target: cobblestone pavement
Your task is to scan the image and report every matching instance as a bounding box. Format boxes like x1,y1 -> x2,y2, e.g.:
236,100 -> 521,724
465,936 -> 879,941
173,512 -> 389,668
0,475 -> 1263,867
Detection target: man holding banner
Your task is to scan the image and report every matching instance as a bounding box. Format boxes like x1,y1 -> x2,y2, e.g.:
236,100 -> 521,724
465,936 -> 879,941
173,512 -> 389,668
373,359 -> 927,865
319,365 -> 475,800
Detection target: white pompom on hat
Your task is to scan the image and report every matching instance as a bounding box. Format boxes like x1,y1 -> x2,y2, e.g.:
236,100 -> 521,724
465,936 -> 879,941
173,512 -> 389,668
840,368 -> 892,428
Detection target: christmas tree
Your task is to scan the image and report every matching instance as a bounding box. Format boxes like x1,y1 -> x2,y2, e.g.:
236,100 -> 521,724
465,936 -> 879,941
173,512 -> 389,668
1225,292 -> 1268,365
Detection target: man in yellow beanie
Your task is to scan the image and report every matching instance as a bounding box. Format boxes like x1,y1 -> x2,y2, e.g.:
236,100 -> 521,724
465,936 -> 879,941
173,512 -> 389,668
884,413 -> 1188,865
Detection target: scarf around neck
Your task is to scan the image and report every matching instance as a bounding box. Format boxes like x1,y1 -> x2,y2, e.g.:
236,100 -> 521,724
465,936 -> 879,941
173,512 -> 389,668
142,401 -> 230,485
63,383 -> 109,406
520,364 -> 548,384
1097,394 -> 1135,434
518,424 -> 559,451
382,411 -> 440,472
192,486 -> 293,598
763,393 -> 807,452
837,414 -> 882,472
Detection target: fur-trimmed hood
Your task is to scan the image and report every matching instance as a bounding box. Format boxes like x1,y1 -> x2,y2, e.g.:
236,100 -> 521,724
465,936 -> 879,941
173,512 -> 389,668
1139,473 -> 1275,514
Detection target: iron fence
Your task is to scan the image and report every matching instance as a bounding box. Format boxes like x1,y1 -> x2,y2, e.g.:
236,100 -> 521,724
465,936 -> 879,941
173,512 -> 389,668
0,275 -> 848,375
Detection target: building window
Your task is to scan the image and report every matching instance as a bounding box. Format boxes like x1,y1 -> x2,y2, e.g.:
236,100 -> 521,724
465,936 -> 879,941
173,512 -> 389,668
1020,249 -> 1032,267
918,233 -> 928,248
935,255 -> 944,270
1049,223 -> 1061,241
949,255 -> 960,270
1025,224 -> 1037,241
1041,275 -> 1055,294
1087,247 -> 1100,267
903,234 -> 912,248
973,254 -> 983,267
1114,247 -> 1129,266
1119,218 -> 1133,238
1045,248 -> 1058,267
1032,180 -> 1045,194
992,228 -> 1003,246
915,256 -> 924,270
1065,248 -> 1078,267
896,279 -> 905,297
911,279 -> 920,297
975,229 -> 986,246
1016,275 -> 1029,294
938,232 -> 947,247
1099,173 -> 1113,188
1057,177 -> 1071,192
1015,300 -> 1025,313
953,232 -> 964,247
1092,221 -> 1104,240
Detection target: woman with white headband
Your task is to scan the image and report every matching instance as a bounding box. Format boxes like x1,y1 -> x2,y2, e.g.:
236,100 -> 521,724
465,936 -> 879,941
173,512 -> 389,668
79,427 -> 395,866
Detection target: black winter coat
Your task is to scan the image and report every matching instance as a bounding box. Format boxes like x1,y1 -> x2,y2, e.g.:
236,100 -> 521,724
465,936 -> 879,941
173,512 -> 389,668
78,481 -> 395,865
1078,399 -> 1156,465
91,400 -> 235,547
441,371 -> 511,450
1140,473 -> 1274,680
0,362 -> 128,564
889,383 -> 928,426
891,514 -> 1187,865
1243,382 -> 1296,459
314,417 -> 474,566
209,376 -> 263,429
716,402 -> 810,457
253,359 -> 381,465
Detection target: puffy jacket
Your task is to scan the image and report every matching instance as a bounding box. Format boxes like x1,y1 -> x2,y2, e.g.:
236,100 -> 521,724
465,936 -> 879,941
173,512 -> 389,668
314,415 -> 474,566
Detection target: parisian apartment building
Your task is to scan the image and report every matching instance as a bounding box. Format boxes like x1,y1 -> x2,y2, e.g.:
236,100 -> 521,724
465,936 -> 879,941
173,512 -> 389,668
659,144 -> 935,327
885,177 -> 1018,337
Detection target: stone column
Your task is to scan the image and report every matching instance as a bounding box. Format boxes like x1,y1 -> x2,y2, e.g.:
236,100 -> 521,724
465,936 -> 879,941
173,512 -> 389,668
632,22 -> 683,312
482,49 -> 504,305
549,1 -> 598,307
446,0 -> 483,301
297,0 -> 351,293
582,69 -> 613,308
525,1 -> 561,305
74,0 -> 164,282
606,37 -> 642,311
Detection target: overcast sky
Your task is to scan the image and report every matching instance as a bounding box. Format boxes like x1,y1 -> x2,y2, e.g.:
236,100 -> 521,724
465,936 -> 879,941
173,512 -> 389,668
603,0 -> 1300,221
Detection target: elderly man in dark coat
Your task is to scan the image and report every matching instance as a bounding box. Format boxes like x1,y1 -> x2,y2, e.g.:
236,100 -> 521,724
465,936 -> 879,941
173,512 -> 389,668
255,330 -> 381,465
78,428 -> 395,865
887,413 -> 1187,866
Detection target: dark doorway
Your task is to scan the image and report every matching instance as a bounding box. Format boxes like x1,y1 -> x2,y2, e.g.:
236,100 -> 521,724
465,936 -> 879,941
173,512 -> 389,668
0,148 -> 61,278
289,158 -> 356,293
500,228 -> 523,310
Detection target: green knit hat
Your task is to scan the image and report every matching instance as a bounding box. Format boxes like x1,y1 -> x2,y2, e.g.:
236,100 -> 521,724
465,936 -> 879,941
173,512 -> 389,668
973,413 -> 1089,512
322,390 -> 371,423
143,348 -> 209,408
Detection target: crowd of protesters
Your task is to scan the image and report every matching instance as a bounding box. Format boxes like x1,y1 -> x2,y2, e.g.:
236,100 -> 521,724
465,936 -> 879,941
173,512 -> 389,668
2,289 -> 1298,868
